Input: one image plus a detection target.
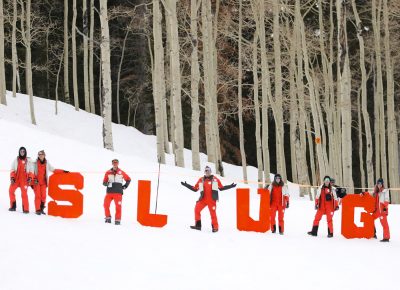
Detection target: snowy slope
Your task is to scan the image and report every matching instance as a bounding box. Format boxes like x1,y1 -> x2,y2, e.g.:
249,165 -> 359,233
0,92 -> 399,290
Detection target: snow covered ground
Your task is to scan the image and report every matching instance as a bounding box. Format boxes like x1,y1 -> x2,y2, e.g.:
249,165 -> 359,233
0,92 -> 399,290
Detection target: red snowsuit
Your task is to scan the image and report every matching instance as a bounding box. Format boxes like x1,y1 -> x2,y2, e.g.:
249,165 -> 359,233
103,168 -> 131,222
193,176 -> 223,230
32,159 -> 63,212
268,183 -> 289,233
367,188 -> 390,240
9,157 -> 33,212
312,185 -> 338,234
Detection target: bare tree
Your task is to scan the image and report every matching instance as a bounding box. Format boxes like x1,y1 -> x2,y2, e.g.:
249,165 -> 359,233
0,0 -> 6,105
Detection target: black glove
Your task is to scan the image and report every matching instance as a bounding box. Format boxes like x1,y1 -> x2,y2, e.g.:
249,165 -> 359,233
383,207 -> 387,212
286,201 -> 289,209
10,177 -> 15,184
103,182 -> 108,186
122,180 -> 131,190
34,178 -> 39,185
335,206 -> 339,211
181,181 -> 196,192
27,177 -> 32,184
220,183 -> 237,191
315,204 -> 319,210
63,170 -> 70,173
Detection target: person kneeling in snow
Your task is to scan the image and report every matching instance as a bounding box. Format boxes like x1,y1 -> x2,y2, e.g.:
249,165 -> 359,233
308,176 -> 339,238
102,159 -> 131,225
32,150 -> 69,215
267,174 -> 289,235
181,166 -> 236,232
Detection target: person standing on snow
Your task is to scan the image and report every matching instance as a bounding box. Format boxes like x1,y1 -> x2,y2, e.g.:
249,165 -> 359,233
9,147 -> 33,213
102,159 -> 131,225
267,174 -> 289,235
308,176 -> 339,237
181,166 -> 236,232
31,150 -> 69,215
361,178 -> 390,242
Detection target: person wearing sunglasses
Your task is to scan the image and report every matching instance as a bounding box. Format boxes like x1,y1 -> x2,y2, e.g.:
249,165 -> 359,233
181,166 -> 236,232
31,150 -> 69,215
308,176 -> 339,238
267,174 -> 289,235
102,159 -> 131,225
9,147 -> 33,213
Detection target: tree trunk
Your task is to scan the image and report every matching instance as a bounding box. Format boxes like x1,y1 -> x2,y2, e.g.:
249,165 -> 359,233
89,0 -> 95,113
11,0 -> 18,98
238,0 -> 247,182
25,0 -> 36,124
165,0 -> 184,167
99,0 -> 113,150
0,0 -> 6,105
55,51 -> 64,115
116,29 -> 129,124
64,0 -> 70,104
351,0 -> 374,188
83,0 -> 90,112
152,0 -> 166,164
190,0 -> 200,171
72,0 -> 79,110
252,29 -> 263,187
357,90 -> 366,189
383,0 -> 400,202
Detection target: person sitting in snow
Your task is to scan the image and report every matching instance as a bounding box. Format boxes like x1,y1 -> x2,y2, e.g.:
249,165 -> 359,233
9,147 -> 33,213
102,159 -> 131,225
308,176 -> 339,238
267,174 -> 289,235
31,150 -> 69,215
181,166 -> 236,233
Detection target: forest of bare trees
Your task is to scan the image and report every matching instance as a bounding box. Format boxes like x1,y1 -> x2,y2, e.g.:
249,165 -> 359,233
0,0 -> 399,201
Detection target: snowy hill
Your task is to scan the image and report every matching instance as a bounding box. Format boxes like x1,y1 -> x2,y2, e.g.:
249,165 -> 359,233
0,92 -> 399,290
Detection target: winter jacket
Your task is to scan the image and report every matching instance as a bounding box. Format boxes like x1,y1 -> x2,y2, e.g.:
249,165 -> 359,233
315,185 -> 338,210
32,159 -> 63,185
103,168 -> 131,194
268,183 -> 289,207
366,188 -> 390,215
194,175 -> 223,201
10,157 -> 33,183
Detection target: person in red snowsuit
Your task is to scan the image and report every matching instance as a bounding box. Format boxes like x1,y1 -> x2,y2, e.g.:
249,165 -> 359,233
9,147 -> 33,213
268,174 -> 290,235
181,166 -> 236,232
308,176 -> 339,237
102,159 -> 131,225
31,150 -> 69,215
362,178 -> 390,242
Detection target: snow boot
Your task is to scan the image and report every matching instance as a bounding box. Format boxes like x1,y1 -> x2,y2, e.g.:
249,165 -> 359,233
8,202 -> 16,212
271,225 -> 276,233
190,220 -> 201,230
327,228 -> 333,238
279,226 -> 284,235
380,239 -> 390,242
308,226 -> 318,236
23,210 -> 29,214
40,202 -> 46,215
115,220 -> 121,225
105,217 -> 111,223
35,210 -> 42,215
212,224 -> 218,233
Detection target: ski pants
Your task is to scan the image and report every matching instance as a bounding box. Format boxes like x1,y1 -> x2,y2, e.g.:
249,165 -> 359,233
313,208 -> 334,233
9,183 -> 29,211
34,184 -> 47,211
373,211 -> 390,240
104,193 -> 123,221
270,204 -> 285,232
195,199 -> 218,229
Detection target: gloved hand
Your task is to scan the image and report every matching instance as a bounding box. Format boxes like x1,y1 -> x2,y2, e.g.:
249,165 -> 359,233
286,201 -> 289,209
34,178 -> 39,185
63,170 -> 70,173
335,206 -> 339,211
103,182 -> 108,186
122,184 -> 129,190
27,177 -> 32,184
315,204 -> 319,210
10,177 -> 15,184
383,207 -> 388,215
221,183 -> 237,191
181,181 -> 188,186
181,181 -> 196,192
